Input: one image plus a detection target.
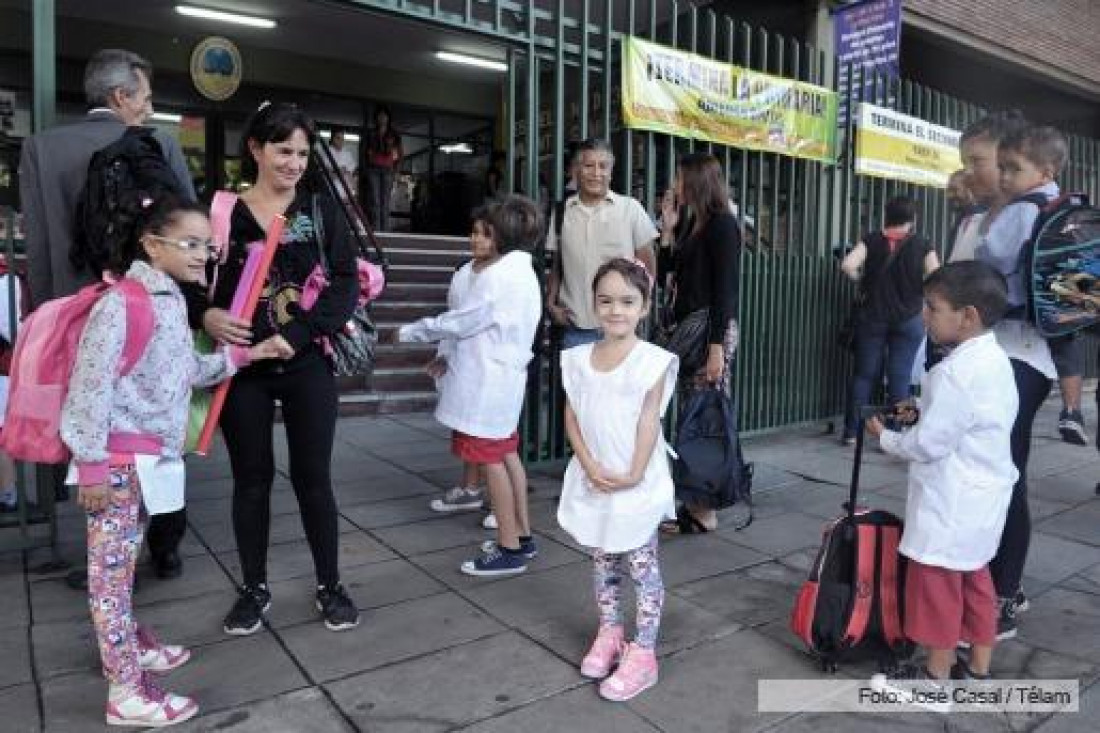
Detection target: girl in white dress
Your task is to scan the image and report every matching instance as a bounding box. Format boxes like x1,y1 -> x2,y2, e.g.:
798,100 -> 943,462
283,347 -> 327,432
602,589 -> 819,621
557,257 -> 678,702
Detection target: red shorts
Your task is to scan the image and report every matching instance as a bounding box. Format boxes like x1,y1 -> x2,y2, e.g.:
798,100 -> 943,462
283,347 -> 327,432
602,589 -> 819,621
904,559 -> 997,650
450,430 -> 519,464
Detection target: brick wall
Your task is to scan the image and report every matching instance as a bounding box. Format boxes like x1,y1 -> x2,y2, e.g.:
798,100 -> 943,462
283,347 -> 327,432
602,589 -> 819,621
905,0 -> 1100,90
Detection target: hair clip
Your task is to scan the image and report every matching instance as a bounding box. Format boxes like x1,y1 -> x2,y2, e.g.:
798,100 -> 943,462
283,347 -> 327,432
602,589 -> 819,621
631,257 -> 656,293
140,196 -> 154,209
257,100 -> 272,112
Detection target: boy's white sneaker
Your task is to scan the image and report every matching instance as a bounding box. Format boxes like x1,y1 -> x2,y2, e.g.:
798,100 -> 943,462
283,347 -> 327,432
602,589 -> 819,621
106,675 -> 198,727
481,512 -> 498,530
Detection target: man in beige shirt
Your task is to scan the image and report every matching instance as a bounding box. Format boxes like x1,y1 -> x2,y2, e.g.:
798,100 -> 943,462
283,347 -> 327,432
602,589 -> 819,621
546,139 -> 658,348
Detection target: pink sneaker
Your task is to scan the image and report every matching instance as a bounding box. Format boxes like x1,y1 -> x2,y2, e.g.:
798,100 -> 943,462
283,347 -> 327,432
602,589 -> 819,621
599,643 -> 658,701
105,674 -> 198,727
137,626 -> 191,673
581,625 -> 625,679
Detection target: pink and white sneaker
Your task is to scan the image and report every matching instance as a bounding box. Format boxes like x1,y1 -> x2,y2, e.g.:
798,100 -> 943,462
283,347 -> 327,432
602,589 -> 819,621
599,643 -> 658,701
106,674 -> 198,727
137,626 -> 191,673
580,625 -> 625,679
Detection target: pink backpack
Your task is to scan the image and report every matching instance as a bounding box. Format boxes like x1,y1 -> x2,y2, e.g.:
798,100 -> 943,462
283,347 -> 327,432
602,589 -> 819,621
0,279 -> 154,464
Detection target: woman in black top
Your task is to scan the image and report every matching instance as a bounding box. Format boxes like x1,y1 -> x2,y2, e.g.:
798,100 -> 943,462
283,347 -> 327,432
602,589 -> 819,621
839,196 -> 940,444
199,103 -> 361,635
659,152 -> 742,532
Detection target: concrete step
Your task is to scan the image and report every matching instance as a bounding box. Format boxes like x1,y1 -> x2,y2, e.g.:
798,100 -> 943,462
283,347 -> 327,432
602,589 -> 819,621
385,248 -> 470,268
385,264 -> 454,284
372,301 -> 445,322
338,389 -> 437,416
376,282 -> 450,302
369,366 -> 434,393
374,343 -> 437,368
377,232 -> 469,252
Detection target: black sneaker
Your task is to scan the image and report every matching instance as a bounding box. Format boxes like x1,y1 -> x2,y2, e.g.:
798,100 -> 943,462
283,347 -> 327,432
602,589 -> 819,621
950,661 -> 991,681
1014,588 -> 1030,613
316,584 -> 360,632
996,596 -> 1018,640
869,663 -> 952,713
223,584 -> 271,636
152,551 -> 183,580
1058,409 -> 1088,446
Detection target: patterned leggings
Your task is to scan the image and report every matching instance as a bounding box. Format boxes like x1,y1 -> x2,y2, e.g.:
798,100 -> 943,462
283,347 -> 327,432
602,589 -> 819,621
592,535 -> 664,649
86,464 -> 145,689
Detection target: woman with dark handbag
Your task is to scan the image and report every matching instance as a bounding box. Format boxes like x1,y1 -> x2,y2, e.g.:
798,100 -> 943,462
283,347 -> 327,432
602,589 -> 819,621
839,196 -> 940,446
197,102 -> 361,635
656,153 -> 742,534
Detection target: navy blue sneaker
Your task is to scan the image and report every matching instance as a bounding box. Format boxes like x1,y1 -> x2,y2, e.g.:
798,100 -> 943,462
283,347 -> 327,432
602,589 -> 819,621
460,546 -> 527,577
480,537 -> 538,559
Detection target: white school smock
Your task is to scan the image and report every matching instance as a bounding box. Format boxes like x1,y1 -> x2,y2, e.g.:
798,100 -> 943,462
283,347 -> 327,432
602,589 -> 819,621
65,456 -> 186,515
556,341 -> 679,553
398,251 -> 542,439
879,332 -> 1020,571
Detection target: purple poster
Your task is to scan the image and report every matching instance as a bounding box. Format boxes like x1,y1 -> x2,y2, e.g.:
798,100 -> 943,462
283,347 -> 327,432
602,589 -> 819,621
834,0 -> 902,125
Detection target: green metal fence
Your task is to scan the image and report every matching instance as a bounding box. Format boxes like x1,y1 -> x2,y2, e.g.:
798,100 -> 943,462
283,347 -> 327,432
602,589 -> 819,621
345,0 -> 1099,458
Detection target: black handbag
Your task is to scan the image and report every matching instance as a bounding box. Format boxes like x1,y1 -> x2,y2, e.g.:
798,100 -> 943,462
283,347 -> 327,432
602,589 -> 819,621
312,195 -> 378,378
657,308 -> 710,375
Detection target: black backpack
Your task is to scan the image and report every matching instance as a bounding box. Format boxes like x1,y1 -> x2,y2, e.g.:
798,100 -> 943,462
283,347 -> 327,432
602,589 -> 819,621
672,388 -> 753,526
72,127 -> 184,276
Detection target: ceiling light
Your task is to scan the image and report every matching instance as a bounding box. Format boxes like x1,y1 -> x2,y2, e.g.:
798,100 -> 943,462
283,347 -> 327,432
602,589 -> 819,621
150,112 -> 183,123
319,130 -> 361,143
176,5 -> 276,29
436,51 -> 507,72
440,143 -> 473,154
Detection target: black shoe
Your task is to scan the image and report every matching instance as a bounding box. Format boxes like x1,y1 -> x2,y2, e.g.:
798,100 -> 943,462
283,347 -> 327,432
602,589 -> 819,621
950,661 -> 991,681
1058,409 -> 1088,446
996,596 -> 1018,640
316,584 -> 360,632
1013,588 -> 1029,613
64,569 -> 88,591
152,551 -> 183,580
223,584 -> 272,636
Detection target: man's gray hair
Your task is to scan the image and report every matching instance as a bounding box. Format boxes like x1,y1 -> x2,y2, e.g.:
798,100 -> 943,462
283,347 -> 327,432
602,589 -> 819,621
574,137 -> 615,165
84,49 -> 153,107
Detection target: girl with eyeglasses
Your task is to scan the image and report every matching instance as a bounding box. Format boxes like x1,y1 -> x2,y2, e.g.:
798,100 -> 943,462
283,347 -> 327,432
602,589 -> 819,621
60,194 -> 288,727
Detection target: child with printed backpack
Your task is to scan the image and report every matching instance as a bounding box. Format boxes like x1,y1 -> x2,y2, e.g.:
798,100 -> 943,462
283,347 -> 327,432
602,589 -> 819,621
557,258 -> 678,702
398,195 -> 543,576
60,195 -> 289,727
974,124 -> 1067,638
868,261 -> 1019,706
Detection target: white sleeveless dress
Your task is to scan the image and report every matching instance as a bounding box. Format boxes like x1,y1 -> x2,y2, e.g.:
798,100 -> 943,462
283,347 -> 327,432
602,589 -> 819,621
556,341 -> 679,553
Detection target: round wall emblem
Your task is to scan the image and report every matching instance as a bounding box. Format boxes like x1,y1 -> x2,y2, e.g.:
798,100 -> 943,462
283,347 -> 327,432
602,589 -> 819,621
190,37 -> 243,101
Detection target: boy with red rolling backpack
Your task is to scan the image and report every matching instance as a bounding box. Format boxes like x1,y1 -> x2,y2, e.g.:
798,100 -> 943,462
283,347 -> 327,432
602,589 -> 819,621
865,261 -> 1019,707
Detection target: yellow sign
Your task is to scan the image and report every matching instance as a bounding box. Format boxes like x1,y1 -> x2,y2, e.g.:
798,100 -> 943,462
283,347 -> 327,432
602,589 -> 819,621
621,36 -> 838,163
190,37 -> 242,102
855,103 -> 962,187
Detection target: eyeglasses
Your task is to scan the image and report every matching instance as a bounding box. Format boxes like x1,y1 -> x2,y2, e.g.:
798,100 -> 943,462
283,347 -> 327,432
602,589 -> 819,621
146,235 -> 216,253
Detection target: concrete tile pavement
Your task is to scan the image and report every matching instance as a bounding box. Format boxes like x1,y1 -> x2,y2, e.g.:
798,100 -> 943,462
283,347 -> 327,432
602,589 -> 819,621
0,397 -> 1095,732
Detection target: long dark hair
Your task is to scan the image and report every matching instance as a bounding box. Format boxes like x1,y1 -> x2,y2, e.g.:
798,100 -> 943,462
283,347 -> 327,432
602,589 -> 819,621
678,152 -> 728,235
111,194 -> 207,274
239,102 -> 317,183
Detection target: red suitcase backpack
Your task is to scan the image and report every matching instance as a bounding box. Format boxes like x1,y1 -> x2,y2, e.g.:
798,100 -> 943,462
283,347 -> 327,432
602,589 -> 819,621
789,410 -> 914,672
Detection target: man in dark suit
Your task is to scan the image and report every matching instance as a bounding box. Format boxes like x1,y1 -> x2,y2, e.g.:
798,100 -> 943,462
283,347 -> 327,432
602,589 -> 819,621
19,49 -> 195,581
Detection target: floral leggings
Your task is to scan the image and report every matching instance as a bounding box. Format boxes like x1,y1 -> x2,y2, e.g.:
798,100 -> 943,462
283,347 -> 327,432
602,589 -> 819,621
593,534 -> 664,649
86,463 -> 146,689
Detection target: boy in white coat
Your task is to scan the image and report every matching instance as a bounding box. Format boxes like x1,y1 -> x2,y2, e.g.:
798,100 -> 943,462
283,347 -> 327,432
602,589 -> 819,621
869,261 -> 1019,698
398,196 -> 543,577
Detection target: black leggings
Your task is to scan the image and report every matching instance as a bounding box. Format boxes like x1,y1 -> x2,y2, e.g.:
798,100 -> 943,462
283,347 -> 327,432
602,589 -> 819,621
221,354 -> 340,588
989,359 -> 1052,599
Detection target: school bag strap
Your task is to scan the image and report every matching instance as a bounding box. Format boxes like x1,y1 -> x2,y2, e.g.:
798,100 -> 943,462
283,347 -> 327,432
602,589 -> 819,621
113,278 -> 156,375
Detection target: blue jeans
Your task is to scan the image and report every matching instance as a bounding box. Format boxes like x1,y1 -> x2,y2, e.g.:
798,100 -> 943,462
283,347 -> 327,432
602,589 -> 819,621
562,326 -> 601,350
844,314 -> 925,436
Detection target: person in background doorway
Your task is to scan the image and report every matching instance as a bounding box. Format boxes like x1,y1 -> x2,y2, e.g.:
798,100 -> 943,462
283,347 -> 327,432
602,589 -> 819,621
329,127 -> 358,201
364,106 -> 402,231
546,138 -> 657,349
485,151 -> 507,202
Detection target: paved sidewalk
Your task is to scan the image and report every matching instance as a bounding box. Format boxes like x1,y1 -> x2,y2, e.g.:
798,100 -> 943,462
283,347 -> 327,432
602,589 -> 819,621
1,398 -> 1097,732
